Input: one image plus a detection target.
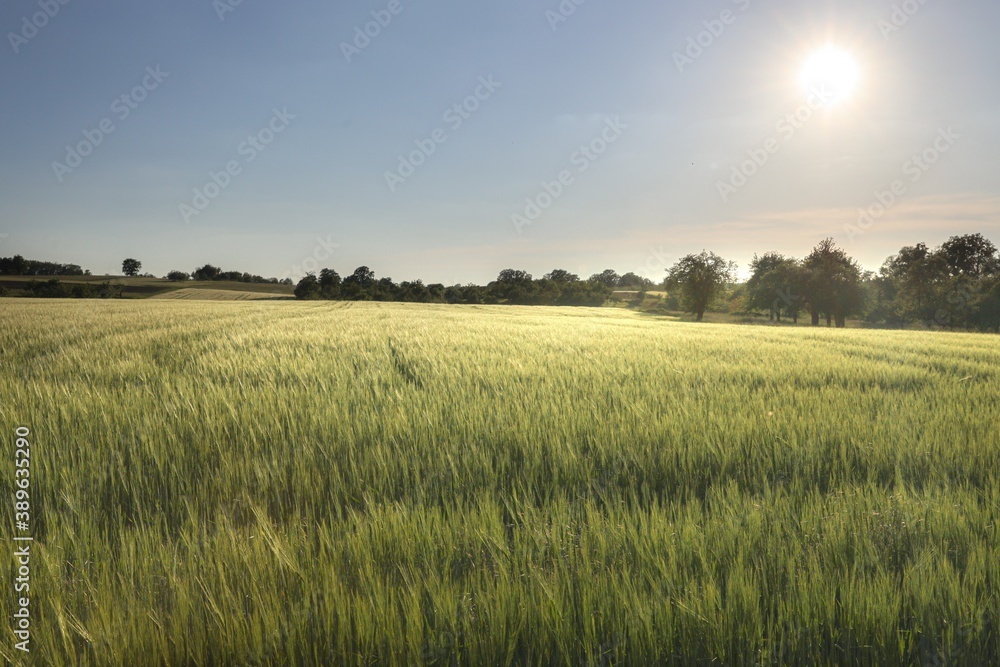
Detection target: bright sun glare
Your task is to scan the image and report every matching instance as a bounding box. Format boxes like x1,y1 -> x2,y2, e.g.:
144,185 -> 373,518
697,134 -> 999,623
800,46 -> 860,106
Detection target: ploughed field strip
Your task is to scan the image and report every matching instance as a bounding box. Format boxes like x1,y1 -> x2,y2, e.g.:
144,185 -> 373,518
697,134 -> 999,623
151,288 -> 295,301
0,300 -> 997,665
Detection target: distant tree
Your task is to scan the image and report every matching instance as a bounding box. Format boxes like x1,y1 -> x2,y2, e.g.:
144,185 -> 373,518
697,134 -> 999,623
427,283 -> 445,302
544,269 -> 580,283
617,272 -> 654,289
971,277 -> 1000,332
346,266 -> 375,286
490,269 -> 535,304
558,280 -> 612,306
3,255 -> 28,275
665,251 -> 736,321
801,239 -> 864,327
339,266 -> 378,300
444,284 -> 487,304
398,280 -> 429,302
589,269 -> 620,288
940,233 -> 998,279
192,264 -> 222,281
122,259 -> 142,277
24,279 -> 70,298
746,253 -> 802,322
0,255 -> 85,276
167,271 -> 190,282
878,243 -> 950,325
294,274 -> 321,300
96,282 -> 125,299
373,276 -> 398,301
318,268 -> 341,298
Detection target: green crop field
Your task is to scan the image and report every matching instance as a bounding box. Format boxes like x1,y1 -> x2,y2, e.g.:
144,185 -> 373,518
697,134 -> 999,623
1,299 -> 998,665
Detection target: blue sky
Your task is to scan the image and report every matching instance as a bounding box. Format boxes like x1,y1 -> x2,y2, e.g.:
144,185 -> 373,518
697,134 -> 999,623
2,0 -> 998,283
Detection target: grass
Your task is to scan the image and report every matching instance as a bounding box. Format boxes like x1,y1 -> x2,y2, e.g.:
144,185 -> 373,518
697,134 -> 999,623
0,299 -> 997,665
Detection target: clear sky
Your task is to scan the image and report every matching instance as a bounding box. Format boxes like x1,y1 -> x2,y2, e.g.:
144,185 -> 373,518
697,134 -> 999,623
2,0 -> 998,283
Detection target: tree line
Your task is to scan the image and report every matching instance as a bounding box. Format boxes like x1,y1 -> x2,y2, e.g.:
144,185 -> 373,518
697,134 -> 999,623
0,256 -> 290,285
167,264 -> 292,285
0,255 -> 86,276
739,234 -> 1000,332
295,233 -> 1000,332
294,267 -> 655,306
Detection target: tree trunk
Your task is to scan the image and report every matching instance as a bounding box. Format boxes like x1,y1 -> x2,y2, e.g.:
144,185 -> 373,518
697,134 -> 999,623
811,311 -> 820,326
826,314 -> 833,327
696,309 -> 705,322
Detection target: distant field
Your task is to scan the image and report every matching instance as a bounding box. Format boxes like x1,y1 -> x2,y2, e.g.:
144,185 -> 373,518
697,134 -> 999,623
0,300 -> 997,665
0,276 -> 294,299
151,288 -> 295,301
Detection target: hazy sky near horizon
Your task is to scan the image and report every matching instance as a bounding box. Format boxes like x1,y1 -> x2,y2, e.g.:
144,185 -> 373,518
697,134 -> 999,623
2,0 -> 998,283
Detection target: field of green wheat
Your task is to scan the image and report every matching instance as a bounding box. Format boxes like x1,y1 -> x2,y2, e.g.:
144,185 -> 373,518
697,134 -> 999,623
1,299 -> 998,665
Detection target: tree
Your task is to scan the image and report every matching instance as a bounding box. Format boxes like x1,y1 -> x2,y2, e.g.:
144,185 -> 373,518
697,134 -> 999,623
879,243 -> 950,325
589,269 -> 620,289
167,271 -> 190,282
346,266 -> 375,287
339,266 -> 377,300
971,277 -> 1000,332
0,256 -> 85,276
665,251 -> 736,321
294,274 -> 321,300
801,239 -> 864,327
122,258 -> 142,277
617,272 -> 654,289
558,280 -> 612,306
192,264 -> 222,281
940,233 -> 998,279
544,269 -> 579,283
398,280 -> 429,302
745,253 -> 801,322
372,276 -> 398,301
0,255 -> 29,275
490,269 -> 535,303
319,268 -> 341,298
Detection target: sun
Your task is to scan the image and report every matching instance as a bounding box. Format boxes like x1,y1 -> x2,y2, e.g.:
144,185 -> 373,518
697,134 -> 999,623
800,46 -> 860,107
